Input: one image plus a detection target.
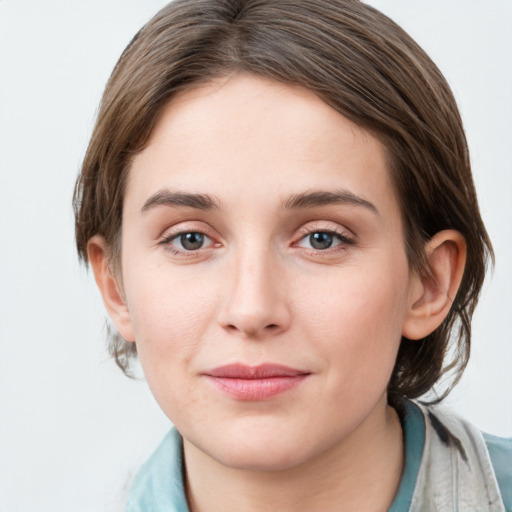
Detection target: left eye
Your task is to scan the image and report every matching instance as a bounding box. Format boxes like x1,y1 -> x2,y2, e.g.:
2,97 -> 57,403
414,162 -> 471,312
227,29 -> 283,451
169,232 -> 212,251
298,231 -> 347,250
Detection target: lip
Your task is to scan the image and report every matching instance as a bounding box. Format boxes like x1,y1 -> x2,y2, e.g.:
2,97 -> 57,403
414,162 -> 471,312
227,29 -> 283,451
203,363 -> 310,401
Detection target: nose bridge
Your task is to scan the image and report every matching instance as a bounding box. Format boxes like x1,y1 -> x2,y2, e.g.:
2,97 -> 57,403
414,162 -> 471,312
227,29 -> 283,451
218,241 -> 290,338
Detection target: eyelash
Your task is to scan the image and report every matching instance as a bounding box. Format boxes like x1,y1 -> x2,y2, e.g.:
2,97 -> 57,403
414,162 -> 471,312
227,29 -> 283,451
159,230 -> 217,257
158,225 -> 355,257
294,226 -> 355,252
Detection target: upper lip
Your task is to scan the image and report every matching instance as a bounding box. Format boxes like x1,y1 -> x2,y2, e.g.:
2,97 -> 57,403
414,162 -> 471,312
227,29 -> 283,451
203,363 -> 310,379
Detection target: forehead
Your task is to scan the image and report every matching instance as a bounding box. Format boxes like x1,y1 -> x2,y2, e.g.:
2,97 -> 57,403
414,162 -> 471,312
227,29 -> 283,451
126,74 -> 400,220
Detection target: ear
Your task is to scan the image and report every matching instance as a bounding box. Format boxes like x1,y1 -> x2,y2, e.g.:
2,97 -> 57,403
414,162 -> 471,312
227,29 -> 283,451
87,235 -> 135,342
402,230 -> 467,340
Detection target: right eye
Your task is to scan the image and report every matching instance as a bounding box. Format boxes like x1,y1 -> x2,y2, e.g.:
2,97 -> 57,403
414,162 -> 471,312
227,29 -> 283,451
163,231 -> 215,252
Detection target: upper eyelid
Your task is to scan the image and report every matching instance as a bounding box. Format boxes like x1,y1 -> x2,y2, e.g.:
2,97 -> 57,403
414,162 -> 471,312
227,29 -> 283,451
159,221 -> 217,239
295,221 -> 354,237
161,230 -> 216,246
157,220 -> 354,244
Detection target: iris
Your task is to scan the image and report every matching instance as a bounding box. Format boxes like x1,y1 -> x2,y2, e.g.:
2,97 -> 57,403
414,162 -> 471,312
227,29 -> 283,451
309,232 -> 333,250
181,232 -> 204,250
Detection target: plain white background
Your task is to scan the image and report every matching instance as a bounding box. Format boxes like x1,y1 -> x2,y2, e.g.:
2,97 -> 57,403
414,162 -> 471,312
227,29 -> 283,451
0,1 -> 511,511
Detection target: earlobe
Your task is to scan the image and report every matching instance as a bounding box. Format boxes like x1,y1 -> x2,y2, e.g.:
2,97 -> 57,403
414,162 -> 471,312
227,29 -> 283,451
402,230 -> 467,340
87,236 -> 135,342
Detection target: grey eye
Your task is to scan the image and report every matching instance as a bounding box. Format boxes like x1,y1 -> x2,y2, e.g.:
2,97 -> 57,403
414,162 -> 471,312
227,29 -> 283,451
179,232 -> 205,250
309,232 -> 334,250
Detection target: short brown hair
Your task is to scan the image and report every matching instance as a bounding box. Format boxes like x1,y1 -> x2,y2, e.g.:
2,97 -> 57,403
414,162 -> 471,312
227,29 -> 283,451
74,0 -> 493,403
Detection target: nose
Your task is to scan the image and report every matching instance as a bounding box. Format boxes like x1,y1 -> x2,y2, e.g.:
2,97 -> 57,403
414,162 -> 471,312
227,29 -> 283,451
217,249 -> 291,339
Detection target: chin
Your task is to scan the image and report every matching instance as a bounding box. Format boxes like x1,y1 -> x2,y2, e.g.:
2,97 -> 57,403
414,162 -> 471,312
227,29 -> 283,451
189,421 -> 323,473
213,442 -> 311,472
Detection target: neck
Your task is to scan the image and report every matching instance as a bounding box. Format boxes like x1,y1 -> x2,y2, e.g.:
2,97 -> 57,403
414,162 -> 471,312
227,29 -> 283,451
183,398 -> 404,512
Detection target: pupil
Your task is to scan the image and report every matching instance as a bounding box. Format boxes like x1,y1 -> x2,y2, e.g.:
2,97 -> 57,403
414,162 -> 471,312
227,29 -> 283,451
181,232 -> 204,250
310,232 -> 333,250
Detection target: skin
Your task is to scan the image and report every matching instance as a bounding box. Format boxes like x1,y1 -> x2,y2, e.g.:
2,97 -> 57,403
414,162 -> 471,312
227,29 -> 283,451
89,74 -> 466,511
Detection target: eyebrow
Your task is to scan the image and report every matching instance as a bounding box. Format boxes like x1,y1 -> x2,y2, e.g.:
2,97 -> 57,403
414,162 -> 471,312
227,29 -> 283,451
141,188 -> 378,215
283,190 -> 379,215
141,190 -> 220,213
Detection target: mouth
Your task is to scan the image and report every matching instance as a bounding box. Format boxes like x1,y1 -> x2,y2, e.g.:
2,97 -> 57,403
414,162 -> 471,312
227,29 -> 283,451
202,363 -> 311,400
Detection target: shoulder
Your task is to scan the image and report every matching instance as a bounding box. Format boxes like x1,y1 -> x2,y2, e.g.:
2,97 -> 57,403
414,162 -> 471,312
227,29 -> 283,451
417,401 -> 512,512
483,432 -> 512,512
427,405 -> 512,510
393,400 -> 511,512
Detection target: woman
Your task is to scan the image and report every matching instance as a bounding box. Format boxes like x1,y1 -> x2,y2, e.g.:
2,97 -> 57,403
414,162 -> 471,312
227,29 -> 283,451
74,1 -> 511,510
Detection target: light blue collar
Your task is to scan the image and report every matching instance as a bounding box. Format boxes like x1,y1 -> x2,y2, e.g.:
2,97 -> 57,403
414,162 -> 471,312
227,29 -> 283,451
127,428 -> 189,512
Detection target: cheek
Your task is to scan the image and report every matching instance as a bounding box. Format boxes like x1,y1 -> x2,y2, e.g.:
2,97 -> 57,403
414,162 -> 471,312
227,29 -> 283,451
125,256 -> 215,331
123,266 -> 219,375
125,272 -> 220,419
295,258 -> 409,382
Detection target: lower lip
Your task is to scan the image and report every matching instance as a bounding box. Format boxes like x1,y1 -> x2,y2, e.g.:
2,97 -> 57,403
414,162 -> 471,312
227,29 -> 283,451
205,375 -> 308,400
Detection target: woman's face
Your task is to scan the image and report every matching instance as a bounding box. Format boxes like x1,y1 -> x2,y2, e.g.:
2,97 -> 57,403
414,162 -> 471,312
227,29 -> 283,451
119,74 -> 418,471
